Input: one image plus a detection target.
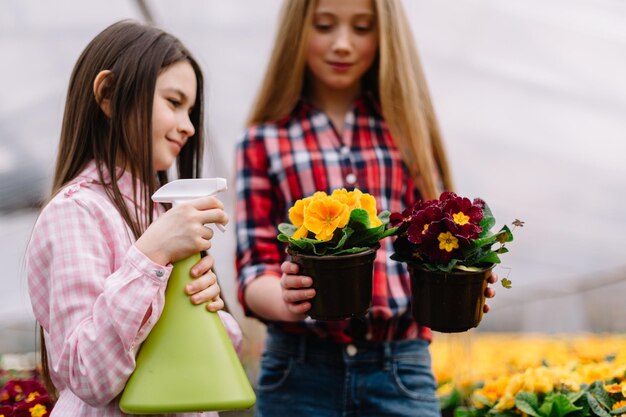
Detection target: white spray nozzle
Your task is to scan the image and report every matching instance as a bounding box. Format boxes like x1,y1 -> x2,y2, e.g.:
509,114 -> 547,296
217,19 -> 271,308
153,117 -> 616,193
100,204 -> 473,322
152,178 -> 228,231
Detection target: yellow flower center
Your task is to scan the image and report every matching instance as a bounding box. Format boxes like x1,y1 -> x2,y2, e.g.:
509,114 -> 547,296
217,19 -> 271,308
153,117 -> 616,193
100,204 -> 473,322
26,392 -> 40,402
422,224 -> 429,234
29,404 -> 47,417
453,211 -> 470,225
438,232 -> 459,252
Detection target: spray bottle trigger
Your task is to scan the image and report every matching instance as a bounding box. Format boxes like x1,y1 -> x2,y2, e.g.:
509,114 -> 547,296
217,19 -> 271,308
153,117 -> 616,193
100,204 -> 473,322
151,178 -> 227,204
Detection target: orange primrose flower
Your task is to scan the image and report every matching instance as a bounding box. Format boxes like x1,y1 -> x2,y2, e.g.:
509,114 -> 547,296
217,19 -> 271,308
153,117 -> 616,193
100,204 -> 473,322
360,193 -> 383,227
331,188 -> 362,210
304,196 -> 350,241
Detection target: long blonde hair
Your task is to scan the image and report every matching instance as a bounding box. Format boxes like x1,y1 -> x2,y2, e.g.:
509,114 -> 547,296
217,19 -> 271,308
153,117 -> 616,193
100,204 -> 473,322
247,0 -> 453,199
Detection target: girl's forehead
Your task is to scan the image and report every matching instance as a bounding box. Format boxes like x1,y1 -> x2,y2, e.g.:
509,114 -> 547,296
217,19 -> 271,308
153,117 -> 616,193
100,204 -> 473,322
314,0 -> 375,16
156,61 -> 197,100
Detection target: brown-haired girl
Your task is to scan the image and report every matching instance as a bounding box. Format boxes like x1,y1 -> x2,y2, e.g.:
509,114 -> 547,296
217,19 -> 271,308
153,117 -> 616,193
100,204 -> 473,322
235,1 -> 497,415
25,20 -> 238,416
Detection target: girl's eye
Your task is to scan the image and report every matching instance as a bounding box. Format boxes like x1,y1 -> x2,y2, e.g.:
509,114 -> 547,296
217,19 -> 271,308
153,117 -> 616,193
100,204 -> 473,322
354,25 -> 373,33
314,23 -> 333,32
167,98 -> 181,107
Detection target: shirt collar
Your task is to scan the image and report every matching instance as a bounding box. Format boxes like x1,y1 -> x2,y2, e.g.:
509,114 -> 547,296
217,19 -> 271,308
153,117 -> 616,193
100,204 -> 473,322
77,160 -> 151,207
294,90 -> 382,119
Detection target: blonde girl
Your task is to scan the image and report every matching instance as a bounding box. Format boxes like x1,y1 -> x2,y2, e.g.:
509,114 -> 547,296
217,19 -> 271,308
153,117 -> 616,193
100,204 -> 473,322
236,1 -> 496,416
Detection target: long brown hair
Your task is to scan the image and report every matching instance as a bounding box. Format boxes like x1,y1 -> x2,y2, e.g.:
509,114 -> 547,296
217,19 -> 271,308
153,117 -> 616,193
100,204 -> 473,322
40,19 -> 205,399
247,0 -> 453,199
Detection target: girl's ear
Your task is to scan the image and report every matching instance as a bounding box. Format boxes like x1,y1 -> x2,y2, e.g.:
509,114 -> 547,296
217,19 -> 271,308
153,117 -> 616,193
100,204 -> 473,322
93,70 -> 113,117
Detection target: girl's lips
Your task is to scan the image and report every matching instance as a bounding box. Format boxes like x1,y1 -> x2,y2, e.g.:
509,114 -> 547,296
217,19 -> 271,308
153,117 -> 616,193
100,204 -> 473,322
167,138 -> 183,152
328,61 -> 353,71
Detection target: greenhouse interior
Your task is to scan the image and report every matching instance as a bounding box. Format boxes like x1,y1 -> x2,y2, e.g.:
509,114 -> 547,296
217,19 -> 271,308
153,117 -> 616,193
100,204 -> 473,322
2,1 -> 625,416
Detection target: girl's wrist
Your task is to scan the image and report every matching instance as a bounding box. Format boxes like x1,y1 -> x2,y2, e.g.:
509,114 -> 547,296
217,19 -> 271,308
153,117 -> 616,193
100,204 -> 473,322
134,240 -> 170,266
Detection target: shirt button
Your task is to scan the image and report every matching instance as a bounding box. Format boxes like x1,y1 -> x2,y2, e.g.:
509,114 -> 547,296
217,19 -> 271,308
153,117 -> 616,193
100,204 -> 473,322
345,173 -> 357,185
155,270 -> 164,278
346,344 -> 358,357
340,146 -> 350,156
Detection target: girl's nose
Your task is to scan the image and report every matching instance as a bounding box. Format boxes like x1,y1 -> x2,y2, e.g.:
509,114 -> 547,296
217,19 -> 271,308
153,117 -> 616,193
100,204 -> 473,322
179,113 -> 195,138
332,26 -> 352,54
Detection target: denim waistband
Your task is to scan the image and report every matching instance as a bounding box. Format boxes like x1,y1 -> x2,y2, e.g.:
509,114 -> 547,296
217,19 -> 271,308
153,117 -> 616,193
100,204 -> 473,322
264,328 -> 431,366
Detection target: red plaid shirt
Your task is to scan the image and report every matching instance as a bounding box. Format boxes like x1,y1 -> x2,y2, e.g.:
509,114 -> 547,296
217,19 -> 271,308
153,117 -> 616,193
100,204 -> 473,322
235,94 -> 432,343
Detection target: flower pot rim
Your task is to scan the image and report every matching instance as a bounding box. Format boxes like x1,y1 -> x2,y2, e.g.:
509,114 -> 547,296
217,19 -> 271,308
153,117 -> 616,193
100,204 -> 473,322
407,262 -> 495,274
287,244 -> 380,259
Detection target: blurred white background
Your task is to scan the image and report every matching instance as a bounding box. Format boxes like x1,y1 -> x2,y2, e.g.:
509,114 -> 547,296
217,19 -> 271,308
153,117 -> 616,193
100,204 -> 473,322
1,0 -> 626,354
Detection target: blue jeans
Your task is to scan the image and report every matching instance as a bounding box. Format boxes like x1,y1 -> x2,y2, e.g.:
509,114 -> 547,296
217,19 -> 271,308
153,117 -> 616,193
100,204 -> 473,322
255,329 -> 441,417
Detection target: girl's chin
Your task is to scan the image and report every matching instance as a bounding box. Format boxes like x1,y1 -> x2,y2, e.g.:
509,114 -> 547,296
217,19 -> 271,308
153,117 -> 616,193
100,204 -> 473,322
153,158 -> 176,172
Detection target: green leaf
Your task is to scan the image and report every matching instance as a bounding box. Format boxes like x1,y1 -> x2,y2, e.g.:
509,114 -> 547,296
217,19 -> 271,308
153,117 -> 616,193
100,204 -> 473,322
515,392 -> 542,417
350,226 -> 395,249
453,406 -> 481,417
566,390 -> 585,404
278,223 -> 298,236
380,226 -> 398,239
424,258 -> 459,272
347,208 -> 370,230
378,210 -> 391,224
468,235 -> 498,250
471,393 -> 492,408
333,246 -> 373,255
569,402 -> 589,417
496,225 -> 514,244
548,394 -> 582,417
584,392 -> 611,417
439,387 -> 461,410
538,399 -> 554,417
501,278 -> 512,289
327,227 -> 353,250
590,381 -> 612,410
475,251 -> 501,265
291,238 -> 313,251
479,202 -> 496,236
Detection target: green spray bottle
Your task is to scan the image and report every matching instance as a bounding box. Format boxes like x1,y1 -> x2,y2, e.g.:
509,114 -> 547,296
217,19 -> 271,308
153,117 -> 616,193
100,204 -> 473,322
119,178 -> 256,414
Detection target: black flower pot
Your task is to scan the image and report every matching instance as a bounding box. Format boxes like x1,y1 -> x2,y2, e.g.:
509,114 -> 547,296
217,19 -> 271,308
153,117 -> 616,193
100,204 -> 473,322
287,247 -> 378,320
408,264 -> 494,333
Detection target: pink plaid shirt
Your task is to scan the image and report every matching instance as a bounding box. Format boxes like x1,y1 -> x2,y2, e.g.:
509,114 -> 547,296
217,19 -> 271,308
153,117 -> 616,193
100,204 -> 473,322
26,161 -> 241,417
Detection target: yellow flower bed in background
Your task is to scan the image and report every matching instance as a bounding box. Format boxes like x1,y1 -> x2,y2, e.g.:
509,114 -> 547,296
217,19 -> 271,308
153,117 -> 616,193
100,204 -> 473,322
430,332 -> 626,415
432,333 -> 626,386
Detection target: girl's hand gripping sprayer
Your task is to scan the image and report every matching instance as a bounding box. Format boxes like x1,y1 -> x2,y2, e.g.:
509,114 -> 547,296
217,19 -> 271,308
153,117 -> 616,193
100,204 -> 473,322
119,178 -> 256,414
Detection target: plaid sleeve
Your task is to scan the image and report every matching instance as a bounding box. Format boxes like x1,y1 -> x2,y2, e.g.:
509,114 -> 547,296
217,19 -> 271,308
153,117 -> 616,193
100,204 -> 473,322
235,127 -> 285,317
